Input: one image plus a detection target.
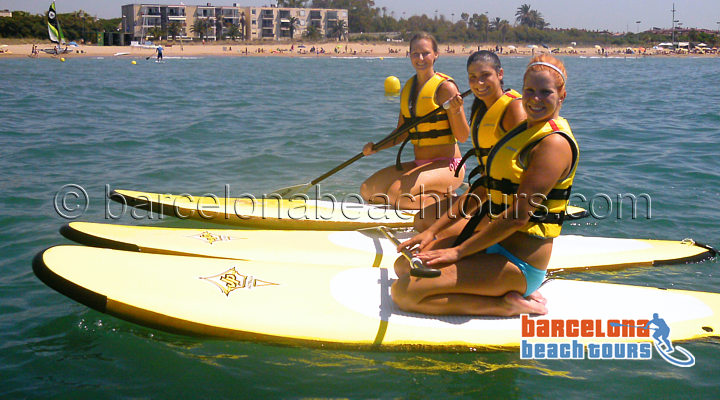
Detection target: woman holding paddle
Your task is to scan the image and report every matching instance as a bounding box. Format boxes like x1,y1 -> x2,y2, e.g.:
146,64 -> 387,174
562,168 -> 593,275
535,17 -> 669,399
413,50 -> 526,234
393,55 -> 579,316
359,32 -> 469,210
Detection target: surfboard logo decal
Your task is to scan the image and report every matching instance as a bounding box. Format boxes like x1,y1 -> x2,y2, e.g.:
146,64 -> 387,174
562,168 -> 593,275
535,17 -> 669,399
200,267 -> 278,296
190,231 -> 238,245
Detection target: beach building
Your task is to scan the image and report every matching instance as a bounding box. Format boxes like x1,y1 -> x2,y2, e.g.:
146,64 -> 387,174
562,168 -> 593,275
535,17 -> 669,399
0,10 -> 12,18
121,3 -> 348,42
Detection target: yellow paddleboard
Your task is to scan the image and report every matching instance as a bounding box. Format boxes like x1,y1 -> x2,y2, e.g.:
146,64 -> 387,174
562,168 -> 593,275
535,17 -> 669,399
111,189 -> 588,230
61,222 -> 716,272
34,246 -> 720,351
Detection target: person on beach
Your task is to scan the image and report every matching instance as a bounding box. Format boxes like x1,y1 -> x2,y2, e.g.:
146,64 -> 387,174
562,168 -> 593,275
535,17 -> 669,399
393,55 -> 579,316
156,45 -> 163,61
414,50 -> 526,234
360,32 -> 468,210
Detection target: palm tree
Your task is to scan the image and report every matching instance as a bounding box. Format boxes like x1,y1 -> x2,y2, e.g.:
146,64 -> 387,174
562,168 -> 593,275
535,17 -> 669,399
515,4 -> 532,26
167,21 -> 182,42
148,26 -> 164,41
277,0 -> 307,7
490,17 -> 502,31
226,23 -> 240,40
328,19 -> 347,41
288,16 -> 299,39
304,24 -> 321,40
239,12 -> 246,40
498,19 -> 510,43
191,18 -> 209,42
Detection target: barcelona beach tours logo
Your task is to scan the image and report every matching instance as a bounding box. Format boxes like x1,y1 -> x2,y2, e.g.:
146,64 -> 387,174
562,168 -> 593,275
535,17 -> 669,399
520,313 -> 695,367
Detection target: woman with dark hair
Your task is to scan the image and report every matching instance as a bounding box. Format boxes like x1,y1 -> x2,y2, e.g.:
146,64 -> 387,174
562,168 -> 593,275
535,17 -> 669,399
359,32 -> 468,210
414,50 -> 526,234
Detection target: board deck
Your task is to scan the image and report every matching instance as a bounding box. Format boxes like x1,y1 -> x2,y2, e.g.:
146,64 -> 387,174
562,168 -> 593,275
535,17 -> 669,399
34,246 -> 720,351
111,189 -> 589,230
61,222 -> 717,273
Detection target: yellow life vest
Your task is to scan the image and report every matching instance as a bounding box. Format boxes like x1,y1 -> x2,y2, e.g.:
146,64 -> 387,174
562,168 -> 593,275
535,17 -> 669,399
399,72 -> 456,147
471,89 -> 521,166
456,89 -> 521,186
484,117 -> 579,238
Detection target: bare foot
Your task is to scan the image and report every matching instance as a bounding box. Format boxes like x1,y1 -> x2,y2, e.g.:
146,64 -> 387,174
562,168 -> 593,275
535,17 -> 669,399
527,291 -> 547,305
503,291 -> 548,316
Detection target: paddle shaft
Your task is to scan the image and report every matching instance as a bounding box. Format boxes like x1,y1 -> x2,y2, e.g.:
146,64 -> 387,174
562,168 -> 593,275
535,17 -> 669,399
306,89 -> 472,187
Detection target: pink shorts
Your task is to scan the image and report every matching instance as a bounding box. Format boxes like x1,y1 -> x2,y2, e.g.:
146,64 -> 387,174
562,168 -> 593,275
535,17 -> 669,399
414,157 -> 463,171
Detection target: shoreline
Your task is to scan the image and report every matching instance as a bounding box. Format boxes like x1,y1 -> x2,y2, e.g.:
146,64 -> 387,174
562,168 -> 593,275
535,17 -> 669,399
2,42 -> 717,60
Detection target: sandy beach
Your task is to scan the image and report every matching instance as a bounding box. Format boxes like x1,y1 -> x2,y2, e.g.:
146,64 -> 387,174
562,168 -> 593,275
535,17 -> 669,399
1,41 -> 714,60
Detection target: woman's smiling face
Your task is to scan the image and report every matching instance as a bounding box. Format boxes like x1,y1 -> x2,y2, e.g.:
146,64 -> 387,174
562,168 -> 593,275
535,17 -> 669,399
467,61 -> 503,101
522,70 -> 564,123
409,38 -> 437,73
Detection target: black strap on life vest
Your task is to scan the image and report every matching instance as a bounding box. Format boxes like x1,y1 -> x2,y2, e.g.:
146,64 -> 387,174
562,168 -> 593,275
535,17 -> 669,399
394,120 -> 454,170
452,201 -> 490,247
486,177 -> 573,200
452,199 -> 567,247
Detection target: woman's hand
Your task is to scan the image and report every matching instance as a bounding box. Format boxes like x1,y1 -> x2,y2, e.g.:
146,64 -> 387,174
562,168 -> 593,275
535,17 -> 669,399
397,230 -> 436,253
415,247 -> 462,266
362,142 -> 377,156
445,93 -> 464,114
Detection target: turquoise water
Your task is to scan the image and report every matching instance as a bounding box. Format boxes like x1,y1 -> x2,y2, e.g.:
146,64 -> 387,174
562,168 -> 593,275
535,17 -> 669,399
2,54 -> 720,398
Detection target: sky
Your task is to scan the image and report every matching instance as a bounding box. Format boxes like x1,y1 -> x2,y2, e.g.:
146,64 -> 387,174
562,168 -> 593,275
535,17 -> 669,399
2,0 -> 719,33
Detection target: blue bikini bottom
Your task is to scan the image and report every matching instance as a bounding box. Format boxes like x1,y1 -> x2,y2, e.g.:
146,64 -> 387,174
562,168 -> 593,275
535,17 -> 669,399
485,243 -> 546,297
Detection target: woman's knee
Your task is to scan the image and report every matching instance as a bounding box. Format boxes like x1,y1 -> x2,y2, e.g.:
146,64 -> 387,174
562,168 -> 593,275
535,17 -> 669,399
390,277 -> 414,311
394,256 -> 411,277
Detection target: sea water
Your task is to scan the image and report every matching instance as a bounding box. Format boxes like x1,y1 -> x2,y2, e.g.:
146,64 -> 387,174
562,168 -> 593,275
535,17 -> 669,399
1,54 -> 719,398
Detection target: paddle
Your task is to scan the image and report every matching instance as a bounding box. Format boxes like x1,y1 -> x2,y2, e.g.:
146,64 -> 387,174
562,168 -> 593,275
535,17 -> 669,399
272,89 -> 472,198
377,226 -> 441,278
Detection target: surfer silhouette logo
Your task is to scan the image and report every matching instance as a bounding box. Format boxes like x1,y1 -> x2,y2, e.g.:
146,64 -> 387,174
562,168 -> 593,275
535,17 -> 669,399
644,313 -> 673,352
610,313 -> 696,367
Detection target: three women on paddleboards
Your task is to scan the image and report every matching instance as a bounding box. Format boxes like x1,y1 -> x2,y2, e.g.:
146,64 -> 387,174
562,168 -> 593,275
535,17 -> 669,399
360,32 -> 468,210
394,55 -> 579,317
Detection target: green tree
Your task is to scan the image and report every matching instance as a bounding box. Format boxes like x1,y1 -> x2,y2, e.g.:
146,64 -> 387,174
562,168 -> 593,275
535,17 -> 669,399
226,23 -> 240,40
304,24 -> 321,40
147,26 -> 164,40
515,4 -> 532,26
277,0 -> 308,7
288,16 -> 300,39
191,18 -> 210,41
168,21 -> 183,41
328,19 -> 347,40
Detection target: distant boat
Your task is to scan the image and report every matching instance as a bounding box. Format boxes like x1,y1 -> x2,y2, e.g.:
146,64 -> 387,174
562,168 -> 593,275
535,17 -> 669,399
42,1 -> 72,55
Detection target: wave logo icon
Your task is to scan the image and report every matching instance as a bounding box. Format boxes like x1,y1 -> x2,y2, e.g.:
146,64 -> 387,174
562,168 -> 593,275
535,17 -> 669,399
610,313 -> 695,368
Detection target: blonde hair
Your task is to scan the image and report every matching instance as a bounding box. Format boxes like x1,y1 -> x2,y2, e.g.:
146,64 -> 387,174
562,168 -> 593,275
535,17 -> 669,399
525,54 -> 567,95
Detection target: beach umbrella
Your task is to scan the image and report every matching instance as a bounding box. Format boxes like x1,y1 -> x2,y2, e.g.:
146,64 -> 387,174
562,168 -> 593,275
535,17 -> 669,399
594,45 -> 602,49
571,42 -> 577,46
507,45 -> 516,50
697,43 -> 707,47
527,44 -> 538,49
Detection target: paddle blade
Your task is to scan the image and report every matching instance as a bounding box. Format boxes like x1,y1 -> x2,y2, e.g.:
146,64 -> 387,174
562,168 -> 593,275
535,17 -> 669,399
271,183 -> 312,199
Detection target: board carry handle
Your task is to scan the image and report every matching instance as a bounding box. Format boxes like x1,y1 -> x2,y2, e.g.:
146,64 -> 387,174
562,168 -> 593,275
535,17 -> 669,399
377,226 -> 441,278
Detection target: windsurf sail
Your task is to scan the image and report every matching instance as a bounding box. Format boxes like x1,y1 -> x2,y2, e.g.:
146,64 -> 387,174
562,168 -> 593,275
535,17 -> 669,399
47,1 -> 65,45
